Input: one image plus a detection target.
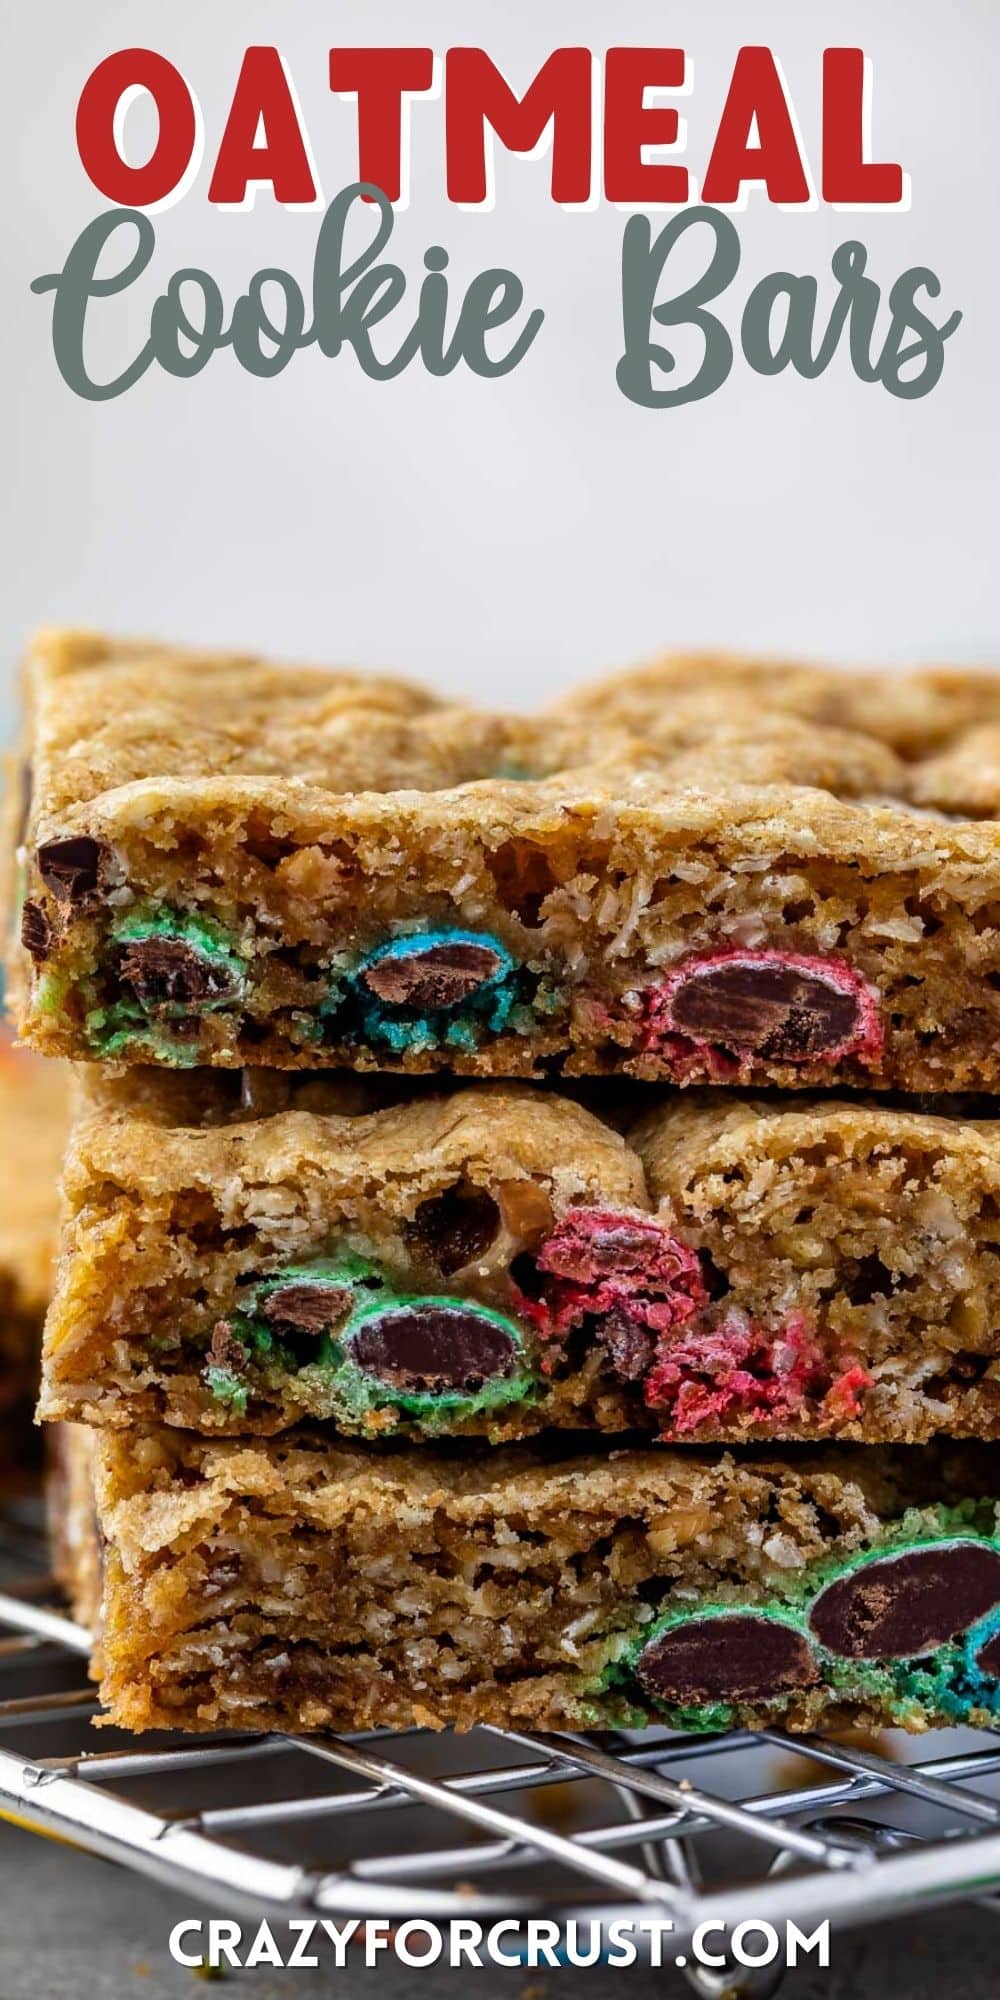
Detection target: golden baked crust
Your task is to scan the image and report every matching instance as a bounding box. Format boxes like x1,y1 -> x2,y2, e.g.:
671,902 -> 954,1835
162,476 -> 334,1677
65,1423 -> 1000,1736
553,651 -> 1000,759
39,1067 -> 1000,1445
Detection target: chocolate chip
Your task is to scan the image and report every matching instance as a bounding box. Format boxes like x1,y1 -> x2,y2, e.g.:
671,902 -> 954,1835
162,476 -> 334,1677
597,1310 -> 656,1383
637,1614 -> 819,1706
119,937 -> 240,1009
209,1321 -> 248,1371
36,835 -> 108,906
668,959 -> 860,1060
809,1543 -> 1000,1660
262,1283 -> 354,1337
362,941 -> 505,1010
404,1185 -> 501,1276
347,1304 -> 518,1394
20,900 -> 52,962
975,1630 -> 1000,1678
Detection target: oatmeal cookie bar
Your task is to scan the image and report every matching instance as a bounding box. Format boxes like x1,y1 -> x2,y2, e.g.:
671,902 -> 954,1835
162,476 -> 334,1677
38,1069 -> 1000,1445
0,1028 -> 65,1463
12,631 -> 1000,1092
552,651 -> 1000,758
61,1424 -> 1000,1736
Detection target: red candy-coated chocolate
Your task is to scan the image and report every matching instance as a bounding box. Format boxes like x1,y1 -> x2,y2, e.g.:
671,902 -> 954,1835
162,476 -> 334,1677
513,1207 -> 707,1349
637,948 -> 884,1069
518,1209 -> 873,1436
644,1313 -> 872,1437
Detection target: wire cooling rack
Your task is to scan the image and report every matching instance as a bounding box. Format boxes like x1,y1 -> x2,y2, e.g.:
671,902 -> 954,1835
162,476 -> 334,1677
1,1502 -> 1000,1997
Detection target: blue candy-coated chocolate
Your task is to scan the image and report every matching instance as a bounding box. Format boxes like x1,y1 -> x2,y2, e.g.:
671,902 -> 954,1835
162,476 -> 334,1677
348,928 -> 522,1053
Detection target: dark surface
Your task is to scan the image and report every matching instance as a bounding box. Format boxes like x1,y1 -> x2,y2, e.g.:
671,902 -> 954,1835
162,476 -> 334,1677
0,1818 -> 990,2000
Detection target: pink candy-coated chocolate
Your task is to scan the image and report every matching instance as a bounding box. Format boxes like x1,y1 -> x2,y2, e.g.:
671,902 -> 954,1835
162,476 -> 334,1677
637,948 -> 884,1068
644,1313 -> 872,1438
516,1208 -> 873,1435
513,1207 -> 707,1348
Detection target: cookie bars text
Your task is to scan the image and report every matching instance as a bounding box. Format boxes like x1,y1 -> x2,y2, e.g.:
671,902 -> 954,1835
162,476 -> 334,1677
74,45 -> 907,212
33,43 -> 957,403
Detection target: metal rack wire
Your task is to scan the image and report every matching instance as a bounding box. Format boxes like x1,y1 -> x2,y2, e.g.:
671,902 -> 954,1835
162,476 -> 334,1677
1,1502 -> 1000,1997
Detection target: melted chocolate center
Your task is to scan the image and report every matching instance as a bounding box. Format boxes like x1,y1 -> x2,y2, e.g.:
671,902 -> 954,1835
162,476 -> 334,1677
809,1543 -> 1000,1659
669,960 -> 860,1060
362,942 -> 504,1010
347,1303 -> 517,1394
119,936 -> 240,1008
637,1614 -> 819,1705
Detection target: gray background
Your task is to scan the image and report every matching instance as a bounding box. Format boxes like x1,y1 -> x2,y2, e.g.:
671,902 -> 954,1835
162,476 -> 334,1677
2,0 -> 998,725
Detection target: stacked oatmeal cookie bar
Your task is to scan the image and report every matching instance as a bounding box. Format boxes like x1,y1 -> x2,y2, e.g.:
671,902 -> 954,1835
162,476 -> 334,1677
11,629 -> 1000,1737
